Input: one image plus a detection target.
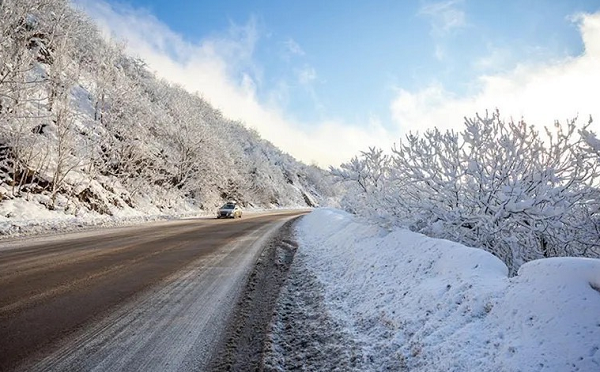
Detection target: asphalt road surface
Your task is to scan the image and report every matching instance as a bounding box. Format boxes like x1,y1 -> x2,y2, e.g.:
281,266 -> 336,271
0,210 -> 307,372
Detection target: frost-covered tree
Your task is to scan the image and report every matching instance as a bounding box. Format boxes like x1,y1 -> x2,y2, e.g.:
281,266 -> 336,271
0,0 -> 332,219
0,0 -> 55,196
333,111 -> 600,274
330,147 -> 392,221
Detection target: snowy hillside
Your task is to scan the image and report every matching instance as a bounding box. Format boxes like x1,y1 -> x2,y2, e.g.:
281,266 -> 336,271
0,0 -> 335,235
291,208 -> 600,371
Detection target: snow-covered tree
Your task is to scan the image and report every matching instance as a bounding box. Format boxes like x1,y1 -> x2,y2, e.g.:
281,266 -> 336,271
0,0 -> 331,219
0,0 -> 55,196
330,147 -> 392,221
333,111 -> 600,274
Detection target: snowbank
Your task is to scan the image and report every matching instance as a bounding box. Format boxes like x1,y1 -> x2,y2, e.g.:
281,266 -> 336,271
296,208 -> 600,371
0,196 -> 200,238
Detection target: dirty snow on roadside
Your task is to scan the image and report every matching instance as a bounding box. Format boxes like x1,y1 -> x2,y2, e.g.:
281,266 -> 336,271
264,247 -> 364,371
270,208 -> 600,371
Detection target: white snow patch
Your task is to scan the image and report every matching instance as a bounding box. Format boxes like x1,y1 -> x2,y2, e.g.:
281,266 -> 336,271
0,191 -> 200,238
295,208 -> 600,371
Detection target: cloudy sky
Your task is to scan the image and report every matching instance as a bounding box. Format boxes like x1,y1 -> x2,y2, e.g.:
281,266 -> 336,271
75,0 -> 600,167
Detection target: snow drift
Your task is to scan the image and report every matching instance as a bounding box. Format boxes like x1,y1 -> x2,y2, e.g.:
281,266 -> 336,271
296,208 -> 600,371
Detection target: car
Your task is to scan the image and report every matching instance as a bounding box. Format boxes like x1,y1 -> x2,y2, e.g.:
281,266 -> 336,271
216,202 -> 242,219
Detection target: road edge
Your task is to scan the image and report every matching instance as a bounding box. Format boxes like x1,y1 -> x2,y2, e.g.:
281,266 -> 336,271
207,216 -> 302,371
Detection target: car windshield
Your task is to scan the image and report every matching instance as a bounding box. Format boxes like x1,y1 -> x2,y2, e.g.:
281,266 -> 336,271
221,203 -> 236,209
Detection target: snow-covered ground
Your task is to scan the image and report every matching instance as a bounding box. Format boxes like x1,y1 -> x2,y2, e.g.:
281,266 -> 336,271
294,208 -> 600,371
0,195 -> 200,238
0,193 -> 291,239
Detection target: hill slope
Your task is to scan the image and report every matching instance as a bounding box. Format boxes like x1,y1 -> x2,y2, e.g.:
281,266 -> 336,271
0,0 -> 335,234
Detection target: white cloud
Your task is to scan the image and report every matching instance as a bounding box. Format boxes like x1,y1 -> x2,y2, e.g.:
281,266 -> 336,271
297,65 -> 317,85
391,11 -> 600,136
474,46 -> 513,72
283,38 -> 305,56
434,44 -> 447,61
419,0 -> 466,36
75,0 -> 385,167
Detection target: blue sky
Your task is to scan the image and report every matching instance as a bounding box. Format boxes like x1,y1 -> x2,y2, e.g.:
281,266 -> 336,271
76,0 -> 600,166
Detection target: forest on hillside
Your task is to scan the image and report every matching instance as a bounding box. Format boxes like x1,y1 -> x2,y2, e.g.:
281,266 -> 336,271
0,0 -> 335,223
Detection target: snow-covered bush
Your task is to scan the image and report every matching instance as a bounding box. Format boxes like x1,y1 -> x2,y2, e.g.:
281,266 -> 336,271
330,147 -> 393,222
333,111 -> 600,274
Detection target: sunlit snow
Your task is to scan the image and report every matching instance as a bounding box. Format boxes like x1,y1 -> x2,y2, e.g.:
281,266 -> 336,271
295,208 -> 600,371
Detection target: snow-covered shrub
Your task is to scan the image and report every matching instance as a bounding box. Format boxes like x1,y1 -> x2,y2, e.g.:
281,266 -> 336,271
330,147 -> 394,223
333,111 -> 600,274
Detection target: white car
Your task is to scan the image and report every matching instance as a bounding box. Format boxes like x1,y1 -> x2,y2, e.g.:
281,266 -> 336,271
216,202 -> 242,219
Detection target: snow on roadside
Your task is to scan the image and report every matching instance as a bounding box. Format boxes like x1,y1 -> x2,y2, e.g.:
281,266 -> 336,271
0,193 -> 309,240
0,196 -> 200,239
295,208 -> 600,371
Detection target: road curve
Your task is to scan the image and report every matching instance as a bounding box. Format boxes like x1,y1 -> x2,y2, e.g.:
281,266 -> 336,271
0,210 -> 307,372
